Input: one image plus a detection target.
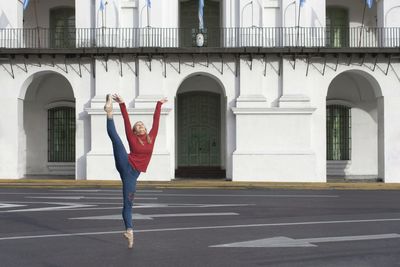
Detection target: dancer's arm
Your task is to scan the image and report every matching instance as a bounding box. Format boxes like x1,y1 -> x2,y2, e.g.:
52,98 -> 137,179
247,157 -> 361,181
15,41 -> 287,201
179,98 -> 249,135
112,94 -> 134,140
149,97 -> 167,137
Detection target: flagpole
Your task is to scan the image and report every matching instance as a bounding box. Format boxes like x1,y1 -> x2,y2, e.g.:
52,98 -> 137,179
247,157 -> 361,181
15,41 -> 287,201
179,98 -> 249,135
147,1 -> 150,27
296,1 -> 302,46
105,2 -> 107,28
251,1 -> 254,27
359,1 -> 367,47
33,0 -> 40,48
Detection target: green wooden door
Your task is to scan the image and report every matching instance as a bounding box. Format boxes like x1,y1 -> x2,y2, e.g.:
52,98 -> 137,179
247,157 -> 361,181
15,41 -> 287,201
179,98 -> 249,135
178,92 -> 220,167
326,8 -> 349,48
50,7 -> 76,48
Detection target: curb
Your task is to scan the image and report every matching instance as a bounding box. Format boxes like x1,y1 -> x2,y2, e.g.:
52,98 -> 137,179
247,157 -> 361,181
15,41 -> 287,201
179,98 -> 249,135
0,179 -> 400,190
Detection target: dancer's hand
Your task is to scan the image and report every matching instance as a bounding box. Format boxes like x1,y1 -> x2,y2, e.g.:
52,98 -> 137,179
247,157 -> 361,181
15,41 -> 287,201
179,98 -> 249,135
159,97 -> 168,104
112,94 -> 124,104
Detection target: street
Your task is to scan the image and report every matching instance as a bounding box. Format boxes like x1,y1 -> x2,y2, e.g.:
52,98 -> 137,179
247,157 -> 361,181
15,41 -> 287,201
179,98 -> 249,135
1,187 -> 400,266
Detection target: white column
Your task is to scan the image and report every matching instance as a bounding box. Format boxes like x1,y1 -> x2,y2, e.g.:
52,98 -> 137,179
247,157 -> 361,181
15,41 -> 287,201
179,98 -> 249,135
382,96 -> 400,183
236,56 -> 268,108
279,57 -> 310,108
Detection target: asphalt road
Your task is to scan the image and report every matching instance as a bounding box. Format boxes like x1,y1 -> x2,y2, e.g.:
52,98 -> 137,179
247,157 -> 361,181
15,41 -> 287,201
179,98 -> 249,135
1,187 -> 400,267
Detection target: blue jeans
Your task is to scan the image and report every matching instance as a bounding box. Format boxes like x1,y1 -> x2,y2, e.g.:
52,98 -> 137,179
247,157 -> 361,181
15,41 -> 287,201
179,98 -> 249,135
107,118 -> 140,230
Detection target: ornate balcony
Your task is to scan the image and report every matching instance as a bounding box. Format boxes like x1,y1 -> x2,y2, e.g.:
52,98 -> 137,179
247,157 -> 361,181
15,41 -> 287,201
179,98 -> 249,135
0,27 -> 399,50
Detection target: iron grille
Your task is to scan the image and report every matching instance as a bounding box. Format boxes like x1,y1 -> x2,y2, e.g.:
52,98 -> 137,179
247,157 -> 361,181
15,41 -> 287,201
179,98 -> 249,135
48,107 -> 75,162
327,105 -> 351,160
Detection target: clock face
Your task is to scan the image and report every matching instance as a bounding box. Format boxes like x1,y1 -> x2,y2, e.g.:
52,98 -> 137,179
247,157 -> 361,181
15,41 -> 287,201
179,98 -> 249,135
196,33 -> 204,47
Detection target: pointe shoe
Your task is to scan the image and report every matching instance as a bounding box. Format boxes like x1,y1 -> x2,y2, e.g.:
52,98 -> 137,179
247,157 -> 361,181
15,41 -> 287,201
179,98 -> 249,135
123,230 -> 134,249
104,94 -> 113,113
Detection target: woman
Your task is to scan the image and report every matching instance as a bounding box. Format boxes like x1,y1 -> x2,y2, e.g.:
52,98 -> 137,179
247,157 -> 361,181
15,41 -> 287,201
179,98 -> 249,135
104,93 -> 167,248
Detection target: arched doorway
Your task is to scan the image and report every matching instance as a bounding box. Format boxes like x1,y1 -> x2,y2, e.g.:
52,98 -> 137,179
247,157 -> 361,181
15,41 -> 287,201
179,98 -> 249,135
21,72 -> 75,178
176,74 -> 226,178
326,70 -> 383,181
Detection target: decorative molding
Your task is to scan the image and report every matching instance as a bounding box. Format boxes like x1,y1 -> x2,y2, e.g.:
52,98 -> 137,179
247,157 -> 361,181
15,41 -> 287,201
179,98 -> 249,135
236,95 -> 267,102
263,0 -> 280,8
87,151 -> 170,156
231,107 -> 316,115
120,0 -> 137,8
85,107 -> 172,115
234,150 -> 315,155
279,94 -> 310,103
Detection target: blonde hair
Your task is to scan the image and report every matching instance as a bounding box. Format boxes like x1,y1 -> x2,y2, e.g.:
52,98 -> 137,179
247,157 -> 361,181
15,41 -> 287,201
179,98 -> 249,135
133,121 -> 152,145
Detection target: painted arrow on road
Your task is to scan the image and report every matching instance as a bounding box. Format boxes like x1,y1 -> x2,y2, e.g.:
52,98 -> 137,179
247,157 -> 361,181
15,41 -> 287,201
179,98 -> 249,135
211,233 -> 400,248
71,212 -> 239,220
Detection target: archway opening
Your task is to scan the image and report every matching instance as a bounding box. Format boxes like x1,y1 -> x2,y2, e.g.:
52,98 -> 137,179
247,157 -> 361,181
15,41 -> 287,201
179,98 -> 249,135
175,74 -> 226,178
21,72 -> 75,179
326,70 -> 383,182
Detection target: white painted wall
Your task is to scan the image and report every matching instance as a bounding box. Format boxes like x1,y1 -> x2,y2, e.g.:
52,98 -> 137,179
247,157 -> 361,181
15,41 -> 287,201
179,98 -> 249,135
327,72 -> 379,178
1,56 -> 92,179
1,1 -> 400,182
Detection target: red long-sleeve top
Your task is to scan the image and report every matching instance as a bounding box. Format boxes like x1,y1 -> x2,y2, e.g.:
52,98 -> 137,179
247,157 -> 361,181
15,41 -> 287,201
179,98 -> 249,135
120,101 -> 162,172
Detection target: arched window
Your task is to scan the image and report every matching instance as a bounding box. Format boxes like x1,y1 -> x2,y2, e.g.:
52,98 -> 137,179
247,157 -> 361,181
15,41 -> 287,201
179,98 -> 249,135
50,7 -> 75,48
48,106 -> 75,162
327,105 -> 351,160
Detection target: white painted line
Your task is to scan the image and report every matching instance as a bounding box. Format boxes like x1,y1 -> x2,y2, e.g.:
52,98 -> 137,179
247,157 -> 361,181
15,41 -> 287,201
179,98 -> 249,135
0,203 -> 26,209
3,217 -> 400,241
54,189 -> 163,193
0,192 -> 338,198
26,196 -> 85,200
0,231 -> 125,241
66,204 -> 254,211
128,193 -> 339,198
26,196 -> 157,200
210,233 -> 400,248
70,212 -> 239,220
1,203 -> 95,213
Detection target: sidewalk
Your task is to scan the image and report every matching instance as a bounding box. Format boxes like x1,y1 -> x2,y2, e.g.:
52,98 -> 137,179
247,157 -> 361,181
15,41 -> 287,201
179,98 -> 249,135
1,178 -> 400,190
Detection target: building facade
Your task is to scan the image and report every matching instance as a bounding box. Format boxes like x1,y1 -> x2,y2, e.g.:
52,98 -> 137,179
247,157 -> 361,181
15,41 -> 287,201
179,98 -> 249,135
0,0 -> 400,182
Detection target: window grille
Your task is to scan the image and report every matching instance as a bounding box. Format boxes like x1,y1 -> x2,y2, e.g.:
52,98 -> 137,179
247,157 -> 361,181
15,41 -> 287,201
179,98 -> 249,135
48,107 -> 75,162
327,105 -> 351,160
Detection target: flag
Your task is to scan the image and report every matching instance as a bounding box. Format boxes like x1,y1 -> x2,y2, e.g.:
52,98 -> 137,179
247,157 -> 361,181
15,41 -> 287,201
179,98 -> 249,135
198,0 -> 204,30
366,0 -> 373,9
147,0 -> 151,8
100,0 -> 105,11
300,0 -> 305,7
23,0 -> 30,10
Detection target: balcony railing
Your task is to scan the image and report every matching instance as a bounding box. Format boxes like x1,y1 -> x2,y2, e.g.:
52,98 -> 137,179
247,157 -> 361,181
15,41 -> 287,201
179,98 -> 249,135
0,27 -> 399,49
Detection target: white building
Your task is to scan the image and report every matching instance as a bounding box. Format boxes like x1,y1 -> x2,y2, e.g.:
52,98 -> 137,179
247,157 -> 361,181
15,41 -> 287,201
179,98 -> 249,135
0,0 -> 400,182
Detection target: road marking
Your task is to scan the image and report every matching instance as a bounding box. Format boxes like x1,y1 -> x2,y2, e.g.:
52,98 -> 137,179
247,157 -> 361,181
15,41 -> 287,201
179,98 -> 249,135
0,192 -> 338,198
0,203 -> 26,209
0,203 -> 95,213
26,196 -> 157,200
3,217 -> 400,241
64,203 -> 254,211
54,190 -> 163,193
0,202 -> 254,212
70,212 -> 239,220
129,193 -> 339,198
210,233 -> 400,248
